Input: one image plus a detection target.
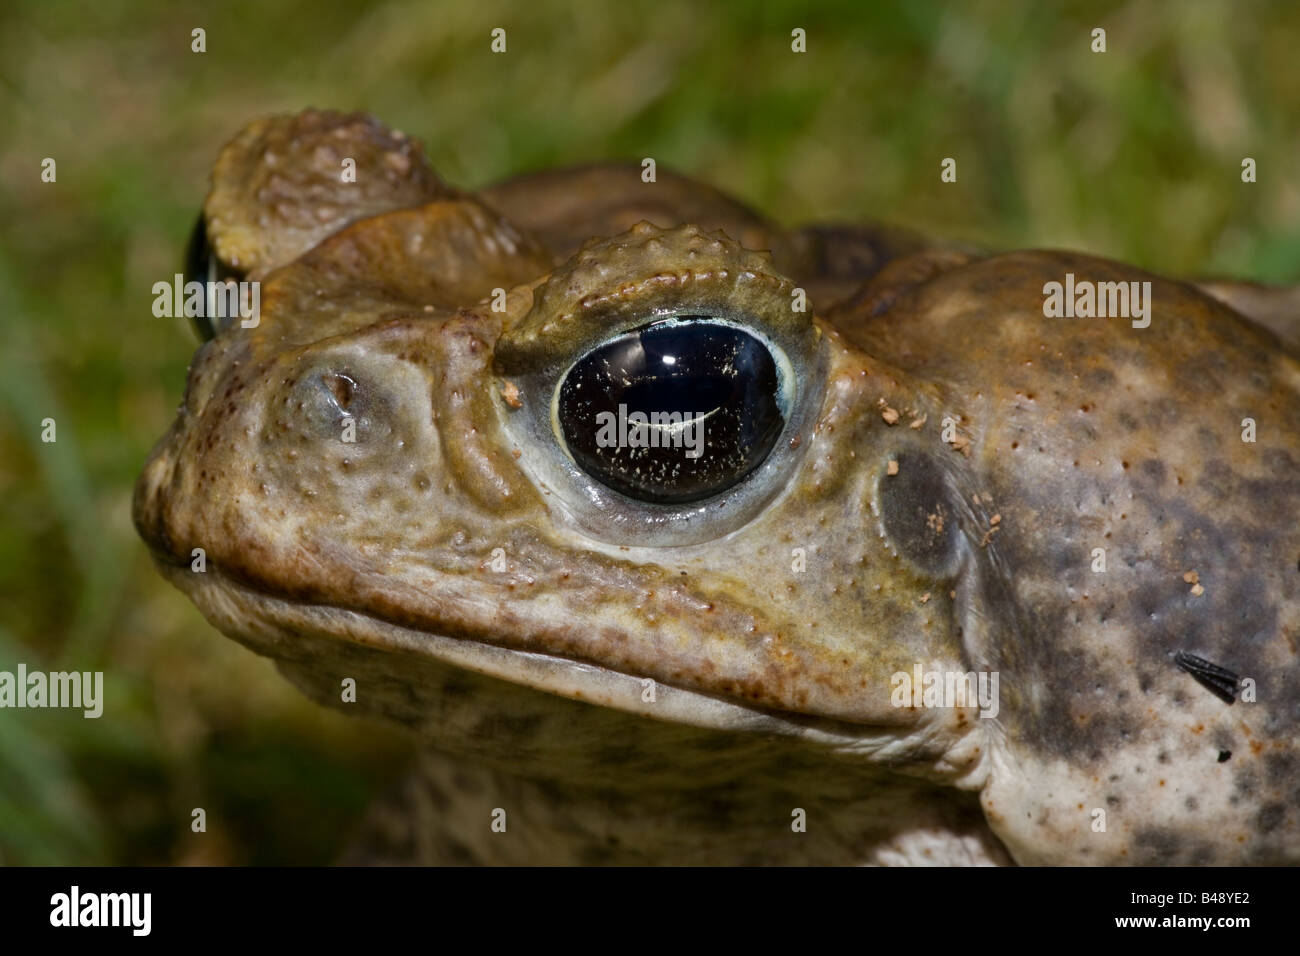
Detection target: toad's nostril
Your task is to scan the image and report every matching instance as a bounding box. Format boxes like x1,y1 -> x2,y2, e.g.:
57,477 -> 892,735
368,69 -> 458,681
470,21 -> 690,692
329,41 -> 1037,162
283,367 -> 368,436
323,371 -> 357,411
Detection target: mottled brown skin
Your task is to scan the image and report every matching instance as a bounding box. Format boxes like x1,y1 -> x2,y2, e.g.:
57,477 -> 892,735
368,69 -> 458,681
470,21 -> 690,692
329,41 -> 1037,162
135,109 -> 1299,865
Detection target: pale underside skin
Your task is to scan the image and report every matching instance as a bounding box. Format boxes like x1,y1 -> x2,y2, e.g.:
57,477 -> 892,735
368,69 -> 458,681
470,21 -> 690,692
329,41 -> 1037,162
134,110 -> 1300,865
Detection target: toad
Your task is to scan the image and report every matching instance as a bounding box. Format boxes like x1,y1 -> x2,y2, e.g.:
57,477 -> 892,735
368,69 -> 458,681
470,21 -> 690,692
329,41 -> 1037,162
135,109 -> 1299,864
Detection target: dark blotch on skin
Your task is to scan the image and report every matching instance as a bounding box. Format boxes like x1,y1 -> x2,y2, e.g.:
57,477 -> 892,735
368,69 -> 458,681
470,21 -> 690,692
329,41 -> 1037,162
1257,804 -> 1286,834
1133,827 -> 1180,862
1135,827 -> 1213,865
1138,459 -> 1166,485
1084,367 -> 1116,389
984,577 -> 1134,762
1234,770 -> 1257,797
1263,448 -> 1298,477
1266,752 -> 1296,786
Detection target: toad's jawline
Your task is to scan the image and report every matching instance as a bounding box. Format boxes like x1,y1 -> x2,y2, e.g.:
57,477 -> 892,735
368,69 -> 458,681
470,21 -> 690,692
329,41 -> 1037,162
155,557 -> 949,761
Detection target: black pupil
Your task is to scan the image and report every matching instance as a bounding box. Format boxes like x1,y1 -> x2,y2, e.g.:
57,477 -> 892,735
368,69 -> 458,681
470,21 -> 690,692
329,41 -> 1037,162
558,318 -> 784,504
184,214 -> 244,342
184,215 -> 217,341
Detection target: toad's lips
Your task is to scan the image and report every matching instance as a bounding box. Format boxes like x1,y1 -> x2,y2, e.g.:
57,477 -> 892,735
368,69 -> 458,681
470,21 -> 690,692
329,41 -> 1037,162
135,481 -> 962,730
143,547 -> 938,756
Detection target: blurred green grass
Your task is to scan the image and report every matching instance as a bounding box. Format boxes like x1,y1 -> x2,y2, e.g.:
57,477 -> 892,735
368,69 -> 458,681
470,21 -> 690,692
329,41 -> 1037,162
1,0 -> 1297,864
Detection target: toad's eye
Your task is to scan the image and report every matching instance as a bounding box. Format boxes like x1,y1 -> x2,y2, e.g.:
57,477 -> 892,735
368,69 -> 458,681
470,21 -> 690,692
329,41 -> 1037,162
183,214 -> 244,342
555,317 -> 787,504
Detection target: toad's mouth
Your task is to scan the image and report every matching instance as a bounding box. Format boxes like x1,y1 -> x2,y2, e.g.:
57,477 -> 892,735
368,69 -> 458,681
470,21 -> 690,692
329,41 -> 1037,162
153,555 -> 910,756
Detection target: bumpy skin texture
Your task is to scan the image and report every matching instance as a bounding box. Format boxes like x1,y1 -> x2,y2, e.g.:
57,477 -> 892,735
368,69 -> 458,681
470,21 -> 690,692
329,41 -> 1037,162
135,109 -> 1300,865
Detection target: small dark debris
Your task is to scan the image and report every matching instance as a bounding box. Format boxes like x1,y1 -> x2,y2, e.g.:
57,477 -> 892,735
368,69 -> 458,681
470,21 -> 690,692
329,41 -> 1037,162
1218,750 -> 1232,763
1174,651 -> 1239,705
